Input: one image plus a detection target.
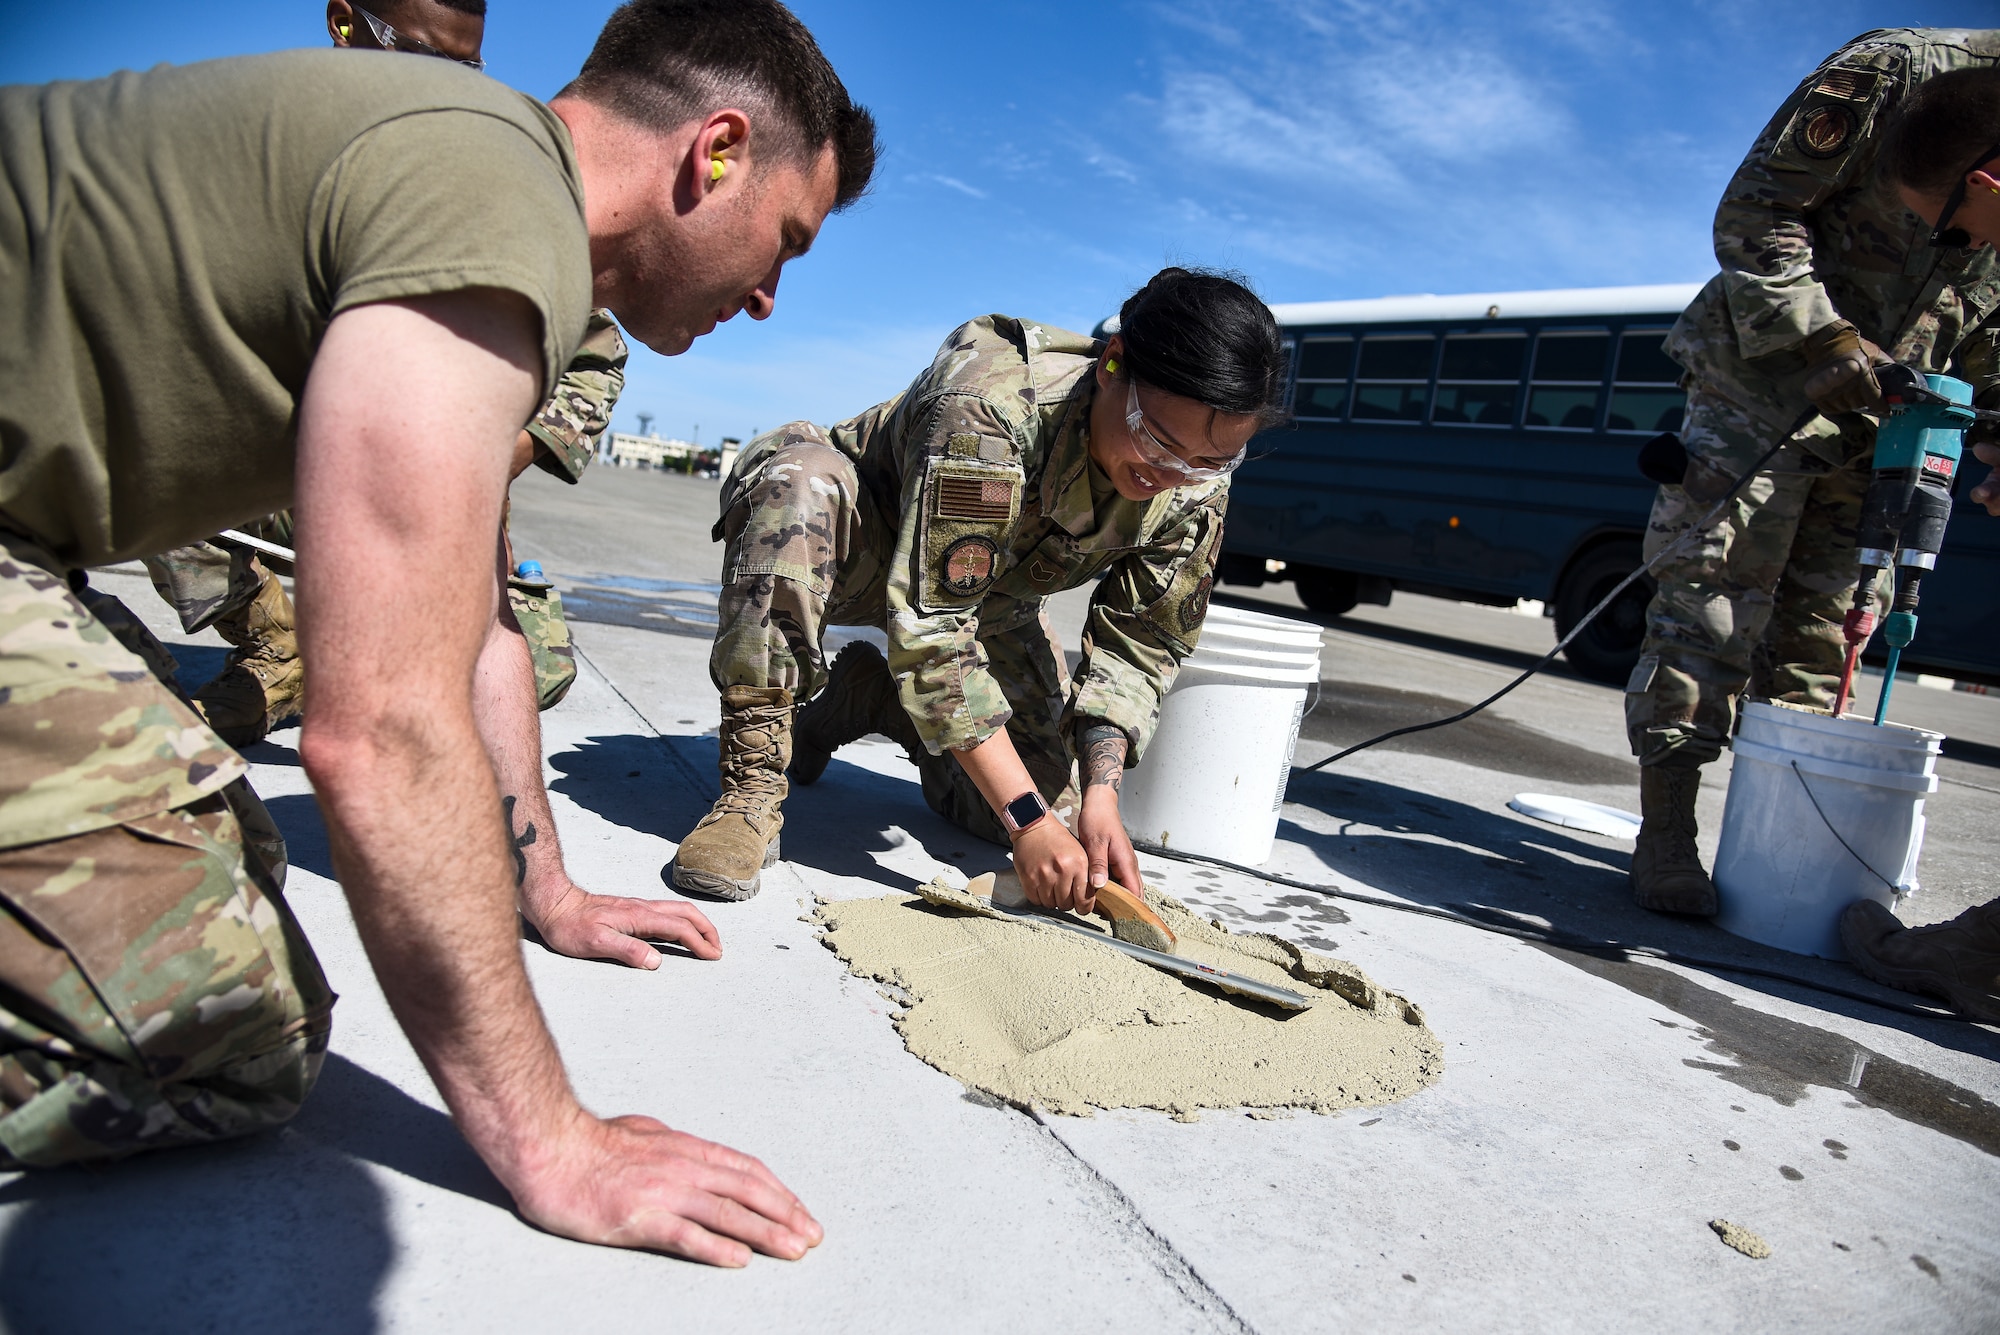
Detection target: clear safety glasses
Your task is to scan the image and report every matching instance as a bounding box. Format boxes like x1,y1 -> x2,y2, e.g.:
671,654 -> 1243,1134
356,6 -> 486,71
1123,379 -> 1244,484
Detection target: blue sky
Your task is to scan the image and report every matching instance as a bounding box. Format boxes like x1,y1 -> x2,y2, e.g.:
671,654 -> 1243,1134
5,3 -> 1993,443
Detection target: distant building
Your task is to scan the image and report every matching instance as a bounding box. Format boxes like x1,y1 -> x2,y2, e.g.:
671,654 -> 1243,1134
606,432 -> 699,469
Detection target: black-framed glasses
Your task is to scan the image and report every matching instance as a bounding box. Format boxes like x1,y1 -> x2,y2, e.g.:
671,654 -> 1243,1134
1928,140 -> 2000,249
356,5 -> 485,72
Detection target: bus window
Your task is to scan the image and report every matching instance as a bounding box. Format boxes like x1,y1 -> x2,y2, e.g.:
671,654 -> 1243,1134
1352,334 -> 1436,423
1606,328 -> 1686,433
1526,330 -> 1609,430
1433,331 -> 1526,427
1293,336 -> 1353,419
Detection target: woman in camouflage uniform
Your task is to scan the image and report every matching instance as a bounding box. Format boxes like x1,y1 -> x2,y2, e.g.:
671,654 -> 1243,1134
674,268 -> 1285,908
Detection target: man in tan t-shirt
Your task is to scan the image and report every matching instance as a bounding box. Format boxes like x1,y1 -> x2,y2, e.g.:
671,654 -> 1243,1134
0,0 -> 876,1268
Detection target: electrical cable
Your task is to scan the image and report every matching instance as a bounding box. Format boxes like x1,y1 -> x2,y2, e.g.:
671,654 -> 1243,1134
1302,407 -> 1819,772
1131,840 -> 1984,1025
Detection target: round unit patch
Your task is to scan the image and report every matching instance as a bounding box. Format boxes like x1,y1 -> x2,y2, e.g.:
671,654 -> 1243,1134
1179,575 -> 1214,634
1795,104 -> 1855,159
941,535 -> 1000,596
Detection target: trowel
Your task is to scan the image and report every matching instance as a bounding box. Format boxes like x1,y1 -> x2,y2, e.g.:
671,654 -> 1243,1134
916,872 -> 1312,1012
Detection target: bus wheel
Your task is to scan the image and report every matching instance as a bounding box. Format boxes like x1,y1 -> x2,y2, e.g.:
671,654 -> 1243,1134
1294,566 -> 1360,617
1554,543 -> 1654,685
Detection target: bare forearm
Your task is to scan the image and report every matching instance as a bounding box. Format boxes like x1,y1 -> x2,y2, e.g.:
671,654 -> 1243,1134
950,726 -> 1036,816
473,598 -> 570,915
310,714 -> 576,1181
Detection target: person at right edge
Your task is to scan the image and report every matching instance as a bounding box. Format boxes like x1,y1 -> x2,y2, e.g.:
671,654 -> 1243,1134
672,270 -> 1282,911
1625,29 -> 2000,920
1835,66 -> 2000,1024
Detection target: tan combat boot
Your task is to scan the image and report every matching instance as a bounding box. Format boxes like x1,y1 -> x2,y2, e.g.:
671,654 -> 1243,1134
194,564 -> 305,748
1629,763 -> 1718,916
670,685 -> 794,901
789,641 -> 912,785
1840,899 -> 2000,1023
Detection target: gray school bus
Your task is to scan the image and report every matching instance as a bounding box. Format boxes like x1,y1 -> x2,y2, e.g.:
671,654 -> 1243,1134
1215,285 -> 2000,686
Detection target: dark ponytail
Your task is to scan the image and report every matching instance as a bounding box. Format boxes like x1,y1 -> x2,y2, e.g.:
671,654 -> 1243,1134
1116,267 -> 1287,426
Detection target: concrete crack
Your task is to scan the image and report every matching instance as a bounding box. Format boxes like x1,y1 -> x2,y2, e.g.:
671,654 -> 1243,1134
571,641 -> 714,799
1027,1109 -> 1261,1335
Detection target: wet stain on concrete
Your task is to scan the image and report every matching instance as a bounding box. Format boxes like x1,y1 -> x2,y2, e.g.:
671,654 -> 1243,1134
1537,945 -> 2000,1158
1912,1254 -> 1941,1280
1723,1140 -> 1741,1151
1301,682 -> 1636,785
1779,1165 -> 1805,1181
1824,1138 -> 1848,1160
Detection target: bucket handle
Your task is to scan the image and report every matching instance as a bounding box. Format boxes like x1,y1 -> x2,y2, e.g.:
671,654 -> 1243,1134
1732,736 -> 1938,794
1304,679 -> 1322,718
1789,760 -> 1907,895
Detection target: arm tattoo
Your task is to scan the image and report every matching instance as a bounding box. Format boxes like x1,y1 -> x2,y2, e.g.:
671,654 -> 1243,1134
1078,722 -> 1128,793
501,794 -> 538,887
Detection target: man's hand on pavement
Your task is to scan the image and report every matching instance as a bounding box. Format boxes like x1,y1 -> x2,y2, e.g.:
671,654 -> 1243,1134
1077,788 -> 1143,898
527,878 -> 722,969
512,1111 -> 823,1267
1012,818 -> 1092,914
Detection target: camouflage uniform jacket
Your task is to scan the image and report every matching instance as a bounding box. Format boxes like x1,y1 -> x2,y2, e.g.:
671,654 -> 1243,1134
823,316 -> 1227,759
1671,28 -> 2000,433
526,309 -> 627,483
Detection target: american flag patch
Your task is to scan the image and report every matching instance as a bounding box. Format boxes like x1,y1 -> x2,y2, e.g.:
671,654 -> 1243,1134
936,476 -> 1015,520
1812,67 -> 1875,101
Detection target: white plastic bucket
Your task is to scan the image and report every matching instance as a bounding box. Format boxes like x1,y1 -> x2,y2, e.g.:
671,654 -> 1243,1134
1712,701 -> 1941,959
1119,605 -> 1322,865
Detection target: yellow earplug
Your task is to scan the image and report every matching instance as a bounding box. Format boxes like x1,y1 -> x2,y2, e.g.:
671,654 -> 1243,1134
1106,358 -> 1120,374
710,158 -> 726,182
335,19 -> 351,38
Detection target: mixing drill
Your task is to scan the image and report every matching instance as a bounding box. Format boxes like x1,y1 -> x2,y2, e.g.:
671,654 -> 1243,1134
1831,368 -> 1989,723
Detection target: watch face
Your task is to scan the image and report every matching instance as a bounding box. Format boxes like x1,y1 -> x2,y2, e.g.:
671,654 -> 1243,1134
1005,792 -> 1047,830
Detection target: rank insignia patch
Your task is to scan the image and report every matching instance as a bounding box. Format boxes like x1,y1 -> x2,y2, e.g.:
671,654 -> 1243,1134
1179,575 -> 1214,634
941,535 -> 1000,596
1796,104 -> 1855,159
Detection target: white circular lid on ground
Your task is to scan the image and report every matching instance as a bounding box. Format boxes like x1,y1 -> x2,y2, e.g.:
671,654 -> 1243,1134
1507,793 -> 1642,840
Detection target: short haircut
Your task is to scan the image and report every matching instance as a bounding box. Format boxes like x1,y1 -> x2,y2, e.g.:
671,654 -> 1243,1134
371,0 -> 487,15
1118,268 -> 1288,426
1882,67 -> 2000,195
561,0 -> 878,212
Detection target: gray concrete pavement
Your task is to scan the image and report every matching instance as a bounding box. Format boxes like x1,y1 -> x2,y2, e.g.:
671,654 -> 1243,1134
2,463 -> 1995,1333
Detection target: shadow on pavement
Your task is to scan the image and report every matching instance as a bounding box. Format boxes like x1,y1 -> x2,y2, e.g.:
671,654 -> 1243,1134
1277,766 -> 2000,1068
1300,681 -> 1636,785
550,732 -> 1008,897
264,791 -> 334,882
0,1049 -> 496,1335
548,733 -> 716,846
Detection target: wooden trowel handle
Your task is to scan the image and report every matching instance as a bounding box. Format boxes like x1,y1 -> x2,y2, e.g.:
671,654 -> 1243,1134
1093,880 -> 1174,946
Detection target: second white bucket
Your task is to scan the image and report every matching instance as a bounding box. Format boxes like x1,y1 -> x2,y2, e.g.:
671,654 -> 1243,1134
1712,701 -> 1941,959
1119,604 -> 1322,866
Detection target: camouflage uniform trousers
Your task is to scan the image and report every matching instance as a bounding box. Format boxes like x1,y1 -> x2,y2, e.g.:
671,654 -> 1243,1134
142,512 -> 298,636
711,437 -> 1078,846
1626,385 -> 1885,767
0,533 -> 334,1168
141,510 -> 578,711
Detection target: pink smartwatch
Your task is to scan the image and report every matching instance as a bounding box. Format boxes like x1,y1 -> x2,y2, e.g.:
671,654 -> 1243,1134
998,790 -> 1050,837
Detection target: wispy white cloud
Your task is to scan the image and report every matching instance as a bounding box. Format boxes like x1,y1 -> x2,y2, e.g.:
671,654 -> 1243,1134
924,173 -> 989,200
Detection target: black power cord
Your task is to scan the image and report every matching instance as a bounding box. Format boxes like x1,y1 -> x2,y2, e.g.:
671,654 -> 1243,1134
1301,409 -> 1817,772
1132,839 -> 1982,1025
